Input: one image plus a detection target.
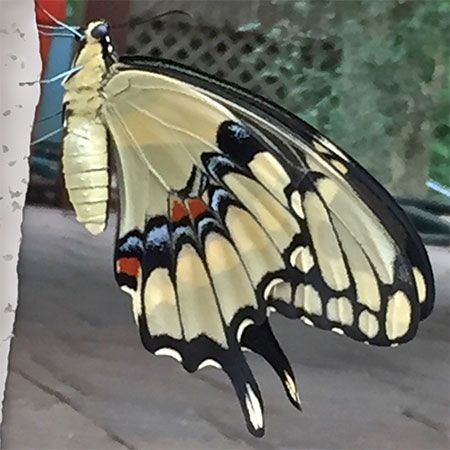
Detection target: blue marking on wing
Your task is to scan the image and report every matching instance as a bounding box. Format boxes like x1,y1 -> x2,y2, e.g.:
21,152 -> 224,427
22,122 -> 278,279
197,217 -> 217,234
173,225 -> 193,241
120,235 -> 144,253
228,122 -> 250,139
146,224 -> 170,250
211,188 -> 232,212
206,155 -> 236,178
229,122 -> 250,140
216,120 -> 261,165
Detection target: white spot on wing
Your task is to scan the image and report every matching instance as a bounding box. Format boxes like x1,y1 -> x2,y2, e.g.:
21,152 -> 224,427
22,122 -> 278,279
301,316 -> 314,327
412,267 -> 427,304
331,159 -> 348,175
290,191 -> 304,219
283,371 -> 300,404
264,278 -> 284,300
120,280 -> 142,324
155,347 -> 182,363
245,384 -> 263,430
237,318 -> 255,342
270,281 -> 291,303
266,306 -> 276,317
331,327 -> 344,335
290,246 -> 314,273
197,359 -> 222,370
313,141 -> 332,156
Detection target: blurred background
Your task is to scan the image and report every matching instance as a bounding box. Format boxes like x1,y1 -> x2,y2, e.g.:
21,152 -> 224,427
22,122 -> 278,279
30,0 -> 450,244
2,1 -> 448,449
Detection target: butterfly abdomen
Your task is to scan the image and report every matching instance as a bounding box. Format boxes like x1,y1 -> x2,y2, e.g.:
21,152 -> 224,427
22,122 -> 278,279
62,38 -> 109,235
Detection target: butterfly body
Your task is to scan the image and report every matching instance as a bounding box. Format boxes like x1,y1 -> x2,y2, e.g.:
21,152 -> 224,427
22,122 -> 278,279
62,21 -> 109,234
61,21 -> 434,437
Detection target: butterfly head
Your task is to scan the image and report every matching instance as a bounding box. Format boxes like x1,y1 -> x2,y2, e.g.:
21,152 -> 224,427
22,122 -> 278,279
84,21 -> 117,61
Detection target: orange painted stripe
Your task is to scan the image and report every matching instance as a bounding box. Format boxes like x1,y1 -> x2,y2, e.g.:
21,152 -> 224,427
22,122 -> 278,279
171,199 -> 188,221
187,198 -> 208,219
36,0 -> 67,69
117,257 -> 141,278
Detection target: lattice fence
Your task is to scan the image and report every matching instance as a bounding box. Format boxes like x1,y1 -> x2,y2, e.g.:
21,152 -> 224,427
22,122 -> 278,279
126,17 -> 341,119
127,19 -> 294,105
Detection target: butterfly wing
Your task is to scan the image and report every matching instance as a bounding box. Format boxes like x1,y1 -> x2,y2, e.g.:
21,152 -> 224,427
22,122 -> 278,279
100,58 -> 434,435
101,69 -> 304,436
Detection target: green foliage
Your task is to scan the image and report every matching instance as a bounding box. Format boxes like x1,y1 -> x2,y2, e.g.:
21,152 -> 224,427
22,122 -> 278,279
430,69 -> 450,187
244,0 -> 449,195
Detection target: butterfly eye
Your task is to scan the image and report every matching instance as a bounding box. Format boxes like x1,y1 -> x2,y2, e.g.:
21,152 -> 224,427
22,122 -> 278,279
91,23 -> 109,40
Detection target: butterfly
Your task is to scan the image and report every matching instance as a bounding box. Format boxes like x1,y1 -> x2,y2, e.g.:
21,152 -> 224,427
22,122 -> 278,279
59,20 -> 434,437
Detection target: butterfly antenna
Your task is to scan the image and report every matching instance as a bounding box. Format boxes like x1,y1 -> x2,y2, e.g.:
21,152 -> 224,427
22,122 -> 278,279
35,110 -> 64,124
19,65 -> 83,86
111,9 -> 193,29
35,3 -> 84,39
38,24 -> 81,31
31,127 -> 64,146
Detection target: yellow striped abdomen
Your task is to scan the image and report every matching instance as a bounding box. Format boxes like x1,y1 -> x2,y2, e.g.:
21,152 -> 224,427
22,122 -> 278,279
63,116 -> 109,235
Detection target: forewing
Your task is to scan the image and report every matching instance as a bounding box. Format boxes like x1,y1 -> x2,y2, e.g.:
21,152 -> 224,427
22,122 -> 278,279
114,57 -> 434,345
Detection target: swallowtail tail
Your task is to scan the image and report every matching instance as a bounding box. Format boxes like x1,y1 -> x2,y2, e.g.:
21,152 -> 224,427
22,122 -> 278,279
61,20 -> 434,437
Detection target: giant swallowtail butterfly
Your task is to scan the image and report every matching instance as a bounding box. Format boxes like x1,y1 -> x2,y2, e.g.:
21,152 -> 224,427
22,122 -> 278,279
60,20 -> 434,436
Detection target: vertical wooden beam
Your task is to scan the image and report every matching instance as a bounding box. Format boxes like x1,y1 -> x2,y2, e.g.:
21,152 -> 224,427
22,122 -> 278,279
0,0 -> 41,439
85,0 -> 131,53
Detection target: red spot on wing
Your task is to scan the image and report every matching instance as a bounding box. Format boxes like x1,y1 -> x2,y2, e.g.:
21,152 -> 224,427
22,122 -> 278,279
187,198 -> 209,219
171,199 -> 188,222
117,257 -> 141,278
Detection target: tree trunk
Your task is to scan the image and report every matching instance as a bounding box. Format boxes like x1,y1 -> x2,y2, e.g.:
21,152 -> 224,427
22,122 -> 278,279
390,113 -> 432,197
0,0 -> 41,443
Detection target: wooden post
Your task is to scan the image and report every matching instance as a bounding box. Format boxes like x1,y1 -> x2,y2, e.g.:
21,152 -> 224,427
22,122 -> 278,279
0,0 -> 41,443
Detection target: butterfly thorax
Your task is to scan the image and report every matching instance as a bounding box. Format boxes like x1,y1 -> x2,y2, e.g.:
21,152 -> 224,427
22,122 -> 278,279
63,24 -> 108,117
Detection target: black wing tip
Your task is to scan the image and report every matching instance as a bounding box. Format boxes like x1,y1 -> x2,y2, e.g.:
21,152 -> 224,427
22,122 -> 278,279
288,393 -> 303,412
249,425 -> 265,438
282,369 -> 303,412
240,381 -> 266,438
240,321 -> 303,413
